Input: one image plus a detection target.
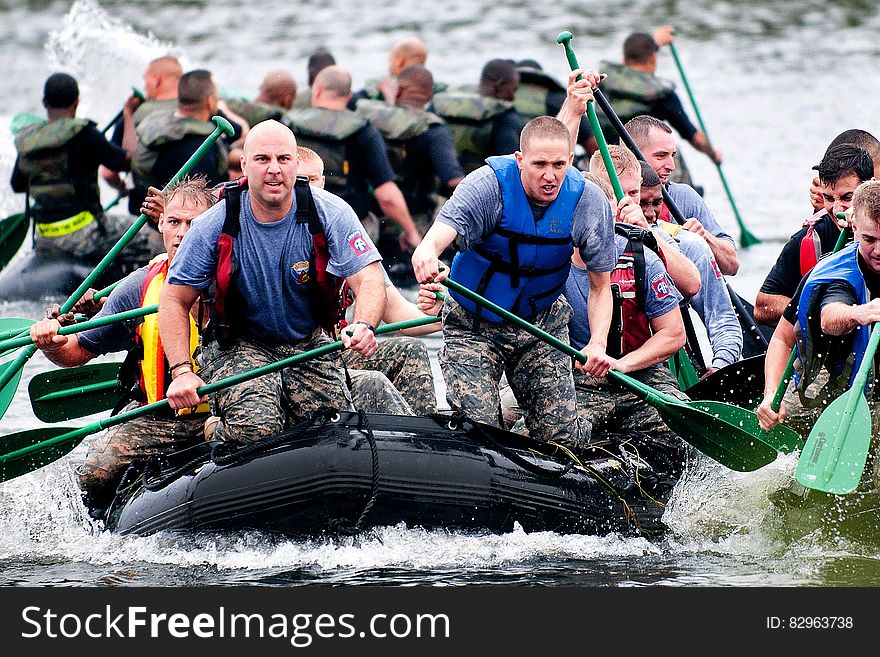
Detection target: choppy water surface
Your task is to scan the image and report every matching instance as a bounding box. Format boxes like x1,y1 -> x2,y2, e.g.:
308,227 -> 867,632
1,0 -> 880,587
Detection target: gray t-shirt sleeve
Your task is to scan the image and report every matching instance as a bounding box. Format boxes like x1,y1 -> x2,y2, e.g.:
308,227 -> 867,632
643,249 -> 683,319
76,267 -> 149,355
572,180 -> 616,273
667,182 -> 733,243
313,188 -> 383,278
435,165 -> 502,250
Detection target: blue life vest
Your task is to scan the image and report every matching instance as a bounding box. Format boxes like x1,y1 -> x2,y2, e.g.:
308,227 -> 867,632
795,242 -> 869,392
449,155 -> 584,322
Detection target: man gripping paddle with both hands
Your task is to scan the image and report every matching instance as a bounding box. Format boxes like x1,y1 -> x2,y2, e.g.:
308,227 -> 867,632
411,68 -> 615,453
160,120 -> 386,443
758,180 -> 880,490
28,175 -> 216,515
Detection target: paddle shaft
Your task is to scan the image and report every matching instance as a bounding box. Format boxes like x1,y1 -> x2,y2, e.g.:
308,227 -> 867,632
0,116 -> 233,392
0,305 -> 157,352
557,34 -> 624,202
0,213 -> 27,245
667,43 -> 758,247
1,316 -> 440,465
99,87 -> 145,134
820,323 -> 880,482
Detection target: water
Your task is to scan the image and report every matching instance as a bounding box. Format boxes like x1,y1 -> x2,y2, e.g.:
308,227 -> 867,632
2,0 -> 880,588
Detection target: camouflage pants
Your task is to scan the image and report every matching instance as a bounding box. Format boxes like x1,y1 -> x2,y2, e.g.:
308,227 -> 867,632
75,406 -> 206,511
574,365 -> 690,482
438,295 -> 583,446
34,212 -> 158,266
200,332 -> 354,444
347,369 -> 414,415
341,336 -> 437,414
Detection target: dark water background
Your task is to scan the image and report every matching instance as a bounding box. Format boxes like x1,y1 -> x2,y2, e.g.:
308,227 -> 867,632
1,0 -> 880,587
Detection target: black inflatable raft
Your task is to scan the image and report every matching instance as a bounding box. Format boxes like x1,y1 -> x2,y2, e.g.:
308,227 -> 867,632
104,410 -> 675,538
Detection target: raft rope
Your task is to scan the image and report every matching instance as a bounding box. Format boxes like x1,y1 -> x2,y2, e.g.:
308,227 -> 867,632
350,408 -> 381,533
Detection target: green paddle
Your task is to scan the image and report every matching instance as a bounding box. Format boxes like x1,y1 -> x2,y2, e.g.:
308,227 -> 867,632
0,212 -> 29,271
0,278 -> 125,357
0,304 -> 157,353
668,41 -> 760,248
29,361 -> 124,422
0,316 -> 439,483
100,87 -> 146,135
0,116 -> 234,420
440,274 -> 798,472
795,323 -> 880,494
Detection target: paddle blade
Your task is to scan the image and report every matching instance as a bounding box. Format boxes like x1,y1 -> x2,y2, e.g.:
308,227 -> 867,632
795,392 -> 872,495
0,426 -> 80,483
0,359 -> 24,418
739,226 -> 762,249
0,318 -> 36,357
656,398 -> 782,471
0,212 -> 29,271
29,362 -> 124,422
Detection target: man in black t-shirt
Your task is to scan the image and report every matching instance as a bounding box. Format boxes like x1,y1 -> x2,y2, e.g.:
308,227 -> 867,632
283,65 -> 422,252
755,144 -> 874,326
758,181 -> 880,445
10,72 -> 142,266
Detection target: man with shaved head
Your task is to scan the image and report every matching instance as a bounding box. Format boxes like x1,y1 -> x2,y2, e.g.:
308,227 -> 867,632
224,69 -> 297,128
283,65 -> 422,252
353,64 -> 464,246
349,36 -> 430,108
102,55 -> 184,201
412,78 -> 616,451
432,58 -> 524,173
160,120 -> 387,443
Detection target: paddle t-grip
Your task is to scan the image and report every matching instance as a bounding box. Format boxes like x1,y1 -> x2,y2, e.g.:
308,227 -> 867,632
556,32 -> 581,79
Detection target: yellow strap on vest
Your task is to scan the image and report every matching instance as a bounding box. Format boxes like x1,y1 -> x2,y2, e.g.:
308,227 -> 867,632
35,210 -> 95,237
656,220 -> 684,238
140,255 -> 210,415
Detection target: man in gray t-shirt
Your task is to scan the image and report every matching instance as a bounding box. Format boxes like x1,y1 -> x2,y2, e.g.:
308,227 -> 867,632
161,121 -> 388,444
411,109 -> 614,449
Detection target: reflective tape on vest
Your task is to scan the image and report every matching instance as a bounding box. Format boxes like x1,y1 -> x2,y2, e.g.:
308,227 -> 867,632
35,210 -> 95,237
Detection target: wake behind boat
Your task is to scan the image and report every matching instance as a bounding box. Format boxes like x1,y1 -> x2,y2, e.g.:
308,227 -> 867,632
104,410 -> 674,538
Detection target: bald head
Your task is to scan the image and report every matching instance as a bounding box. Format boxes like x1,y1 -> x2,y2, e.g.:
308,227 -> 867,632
312,65 -> 352,106
389,37 -> 428,76
144,55 -> 182,100
257,69 -> 297,109
243,120 -> 297,156
396,64 -> 434,108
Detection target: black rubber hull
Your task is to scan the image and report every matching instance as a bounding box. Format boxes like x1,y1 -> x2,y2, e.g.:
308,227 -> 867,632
0,251 -> 135,301
106,412 -> 672,538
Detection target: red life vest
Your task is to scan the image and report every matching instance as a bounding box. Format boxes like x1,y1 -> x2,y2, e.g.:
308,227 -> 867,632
798,209 -> 829,278
205,176 -> 351,343
607,223 -> 667,359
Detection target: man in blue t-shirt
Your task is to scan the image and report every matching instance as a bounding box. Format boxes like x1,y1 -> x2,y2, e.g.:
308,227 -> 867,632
161,120 -> 387,444
566,227 -> 689,484
412,101 -> 615,451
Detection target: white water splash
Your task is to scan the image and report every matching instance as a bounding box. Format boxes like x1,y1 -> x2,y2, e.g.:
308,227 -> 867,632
45,0 -> 187,128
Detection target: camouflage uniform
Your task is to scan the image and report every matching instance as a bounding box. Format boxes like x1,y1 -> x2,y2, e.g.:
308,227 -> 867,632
439,295 -> 584,446
573,365 -> 689,481
223,97 -> 287,128
75,404 -> 206,511
199,332 -> 354,444
341,336 -> 437,414
347,369 -> 414,415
